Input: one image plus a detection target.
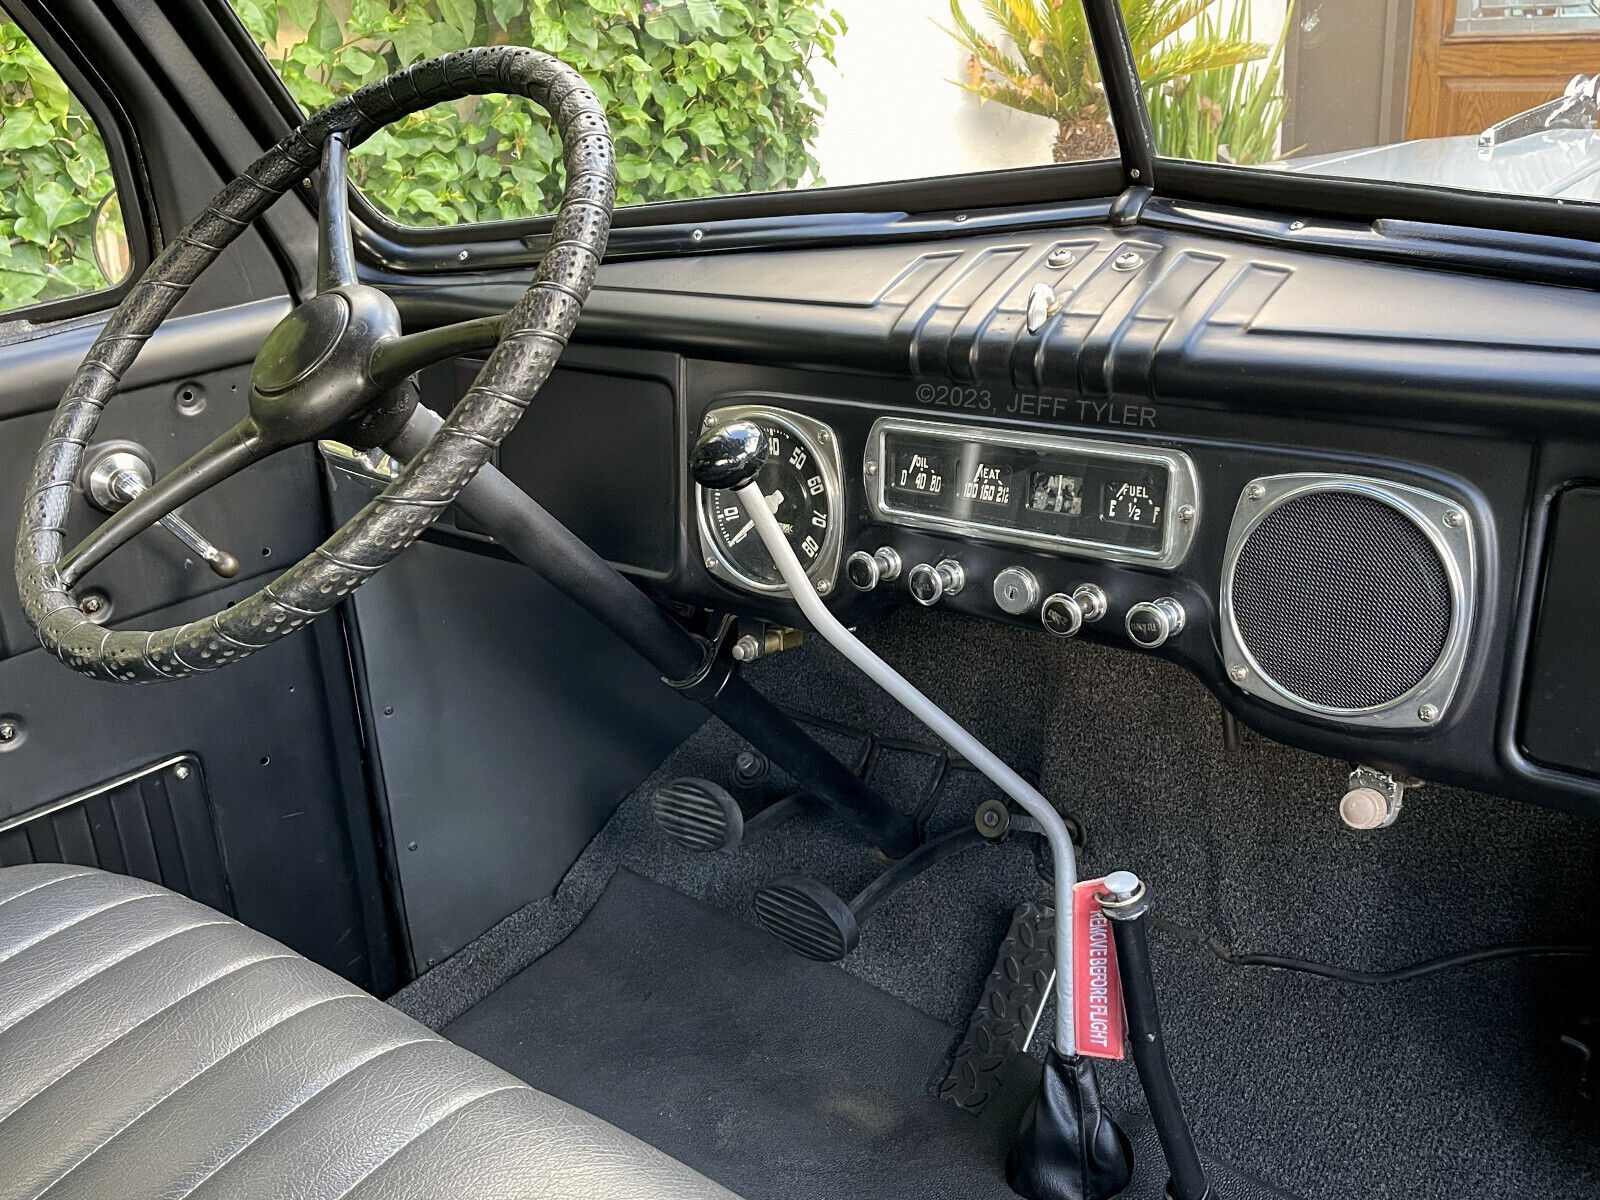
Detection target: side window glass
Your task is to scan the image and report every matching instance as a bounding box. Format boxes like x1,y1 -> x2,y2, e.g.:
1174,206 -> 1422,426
0,16 -> 129,315
225,1 -> 1118,230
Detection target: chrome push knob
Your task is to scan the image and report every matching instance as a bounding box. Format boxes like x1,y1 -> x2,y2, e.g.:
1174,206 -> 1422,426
908,558 -> 964,606
1040,584 -> 1107,638
1125,597 -> 1186,648
846,546 -> 903,592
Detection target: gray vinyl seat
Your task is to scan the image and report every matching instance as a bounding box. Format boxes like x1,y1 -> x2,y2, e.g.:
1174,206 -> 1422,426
0,863 -> 737,1200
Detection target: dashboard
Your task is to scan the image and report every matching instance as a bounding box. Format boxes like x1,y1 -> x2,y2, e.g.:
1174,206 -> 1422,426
409,219 -> 1600,820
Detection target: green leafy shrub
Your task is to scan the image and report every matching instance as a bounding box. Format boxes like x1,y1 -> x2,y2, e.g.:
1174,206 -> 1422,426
226,0 -> 843,225
0,21 -> 121,312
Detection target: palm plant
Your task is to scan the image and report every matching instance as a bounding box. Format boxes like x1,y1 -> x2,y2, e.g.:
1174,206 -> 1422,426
946,0 -> 1283,165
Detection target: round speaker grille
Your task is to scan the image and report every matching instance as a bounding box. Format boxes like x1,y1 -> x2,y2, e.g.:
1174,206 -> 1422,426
1230,490 -> 1452,710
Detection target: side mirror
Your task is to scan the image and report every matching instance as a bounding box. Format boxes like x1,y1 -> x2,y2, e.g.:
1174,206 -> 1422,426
90,192 -> 131,287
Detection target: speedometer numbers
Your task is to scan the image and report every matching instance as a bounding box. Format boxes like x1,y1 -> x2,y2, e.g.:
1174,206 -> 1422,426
697,406 -> 844,595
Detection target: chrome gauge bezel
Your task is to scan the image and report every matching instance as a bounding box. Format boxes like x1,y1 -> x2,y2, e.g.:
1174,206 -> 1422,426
864,417 -> 1200,570
696,404 -> 846,597
1218,473 -> 1477,730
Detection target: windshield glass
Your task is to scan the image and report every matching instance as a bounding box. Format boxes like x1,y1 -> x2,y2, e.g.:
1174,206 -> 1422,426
1110,0 -> 1600,203
225,0 -> 1117,228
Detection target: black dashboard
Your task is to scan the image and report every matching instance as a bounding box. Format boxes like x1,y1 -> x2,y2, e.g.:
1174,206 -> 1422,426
407,218 -> 1600,819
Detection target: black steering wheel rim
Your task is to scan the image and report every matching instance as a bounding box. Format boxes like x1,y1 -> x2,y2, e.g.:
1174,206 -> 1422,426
14,47 -> 614,684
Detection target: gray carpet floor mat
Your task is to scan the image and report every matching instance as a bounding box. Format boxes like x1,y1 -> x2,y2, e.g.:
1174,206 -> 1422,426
396,609 -> 1600,1200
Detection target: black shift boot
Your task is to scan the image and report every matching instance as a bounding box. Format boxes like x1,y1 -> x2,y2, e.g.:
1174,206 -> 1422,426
1006,1049 -> 1132,1200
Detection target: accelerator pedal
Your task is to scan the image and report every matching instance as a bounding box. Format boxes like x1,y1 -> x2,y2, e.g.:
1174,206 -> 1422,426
937,901 -> 1055,1114
755,874 -> 859,961
651,777 -> 744,852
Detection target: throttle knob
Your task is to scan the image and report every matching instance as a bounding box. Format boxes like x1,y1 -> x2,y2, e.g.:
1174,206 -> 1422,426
846,546 -> 903,592
1125,597 -> 1186,648
908,559 -> 964,606
690,419 -> 769,489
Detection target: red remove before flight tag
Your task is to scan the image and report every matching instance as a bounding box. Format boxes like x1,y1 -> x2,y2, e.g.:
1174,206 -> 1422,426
1071,879 -> 1127,1060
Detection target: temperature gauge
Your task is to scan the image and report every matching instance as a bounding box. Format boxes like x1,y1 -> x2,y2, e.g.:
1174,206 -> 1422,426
962,462 -> 1012,508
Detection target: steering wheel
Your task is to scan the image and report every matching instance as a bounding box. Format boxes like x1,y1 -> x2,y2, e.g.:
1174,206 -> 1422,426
14,48 -> 613,684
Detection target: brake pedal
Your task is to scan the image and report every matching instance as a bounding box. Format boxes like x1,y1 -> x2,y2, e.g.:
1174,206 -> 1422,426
651,777 -> 744,852
757,817 -> 1029,962
754,874 -> 859,961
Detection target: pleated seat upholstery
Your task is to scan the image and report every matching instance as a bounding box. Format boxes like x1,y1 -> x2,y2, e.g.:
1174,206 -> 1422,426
0,863 -> 736,1200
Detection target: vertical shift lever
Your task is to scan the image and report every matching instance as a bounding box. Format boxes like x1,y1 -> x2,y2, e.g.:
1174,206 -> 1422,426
691,419 -> 1084,1053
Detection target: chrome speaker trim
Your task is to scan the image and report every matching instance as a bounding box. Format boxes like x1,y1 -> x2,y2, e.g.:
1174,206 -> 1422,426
695,404 -> 845,597
1219,473 -> 1477,730
864,417 -> 1200,570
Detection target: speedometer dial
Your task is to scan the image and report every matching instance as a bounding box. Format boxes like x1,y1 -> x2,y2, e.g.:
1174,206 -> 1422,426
697,406 -> 844,595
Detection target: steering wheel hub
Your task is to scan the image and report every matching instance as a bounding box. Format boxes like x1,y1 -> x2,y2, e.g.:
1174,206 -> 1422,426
252,291 -> 350,395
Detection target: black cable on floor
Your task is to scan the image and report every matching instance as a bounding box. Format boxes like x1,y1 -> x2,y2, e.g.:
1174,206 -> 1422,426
1149,916 -> 1595,986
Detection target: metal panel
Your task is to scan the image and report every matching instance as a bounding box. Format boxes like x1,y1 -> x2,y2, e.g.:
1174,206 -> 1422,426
336,491 -> 704,970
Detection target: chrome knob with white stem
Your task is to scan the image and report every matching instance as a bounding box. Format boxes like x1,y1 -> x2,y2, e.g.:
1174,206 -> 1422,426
690,421 -> 1083,1056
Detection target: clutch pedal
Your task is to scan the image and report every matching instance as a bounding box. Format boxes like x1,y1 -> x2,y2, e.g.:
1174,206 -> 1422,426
651,777 -> 744,852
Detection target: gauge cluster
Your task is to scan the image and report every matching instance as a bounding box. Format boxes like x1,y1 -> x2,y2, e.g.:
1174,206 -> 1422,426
866,418 -> 1199,570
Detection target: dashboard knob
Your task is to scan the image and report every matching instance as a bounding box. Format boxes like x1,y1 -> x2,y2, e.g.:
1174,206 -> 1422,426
846,546 -> 903,592
1070,583 -> 1108,624
908,558 -> 965,606
1040,592 -> 1086,638
992,566 -> 1040,615
690,419 -> 769,489
1125,597 -> 1186,648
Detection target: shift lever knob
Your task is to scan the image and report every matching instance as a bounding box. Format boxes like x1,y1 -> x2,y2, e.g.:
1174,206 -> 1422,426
691,420 -> 769,489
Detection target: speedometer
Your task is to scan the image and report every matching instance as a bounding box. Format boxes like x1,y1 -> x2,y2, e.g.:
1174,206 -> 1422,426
696,405 -> 844,595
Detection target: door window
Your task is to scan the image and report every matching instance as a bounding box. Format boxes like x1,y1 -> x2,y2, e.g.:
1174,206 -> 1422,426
0,15 -> 129,315
224,0 -> 1117,229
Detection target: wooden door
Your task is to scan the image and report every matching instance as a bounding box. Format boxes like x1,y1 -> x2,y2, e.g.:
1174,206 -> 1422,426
1406,0 -> 1600,139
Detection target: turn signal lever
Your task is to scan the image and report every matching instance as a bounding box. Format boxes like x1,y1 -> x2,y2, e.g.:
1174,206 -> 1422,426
691,419 -> 1084,1055
80,444 -> 240,579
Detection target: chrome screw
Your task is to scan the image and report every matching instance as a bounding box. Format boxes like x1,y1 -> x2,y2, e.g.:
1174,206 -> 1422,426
1113,250 -> 1143,271
1418,703 -> 1439,723
817,579 -> 832,596
174,764 -> 191,780
1229,664 -> 1249,683
1443,510 -> 1464,528
1289,220 -> 1305,231
705,556 -> 718,570
1047,247 -> 1075,268
691,228 -> 705,242
1246,483 -> 1266,501
457,249 -> 469,262
1177,504 -> 1195,523
0,719 -> 18,743
864,460 -> 878,476
704,414 -> 716,427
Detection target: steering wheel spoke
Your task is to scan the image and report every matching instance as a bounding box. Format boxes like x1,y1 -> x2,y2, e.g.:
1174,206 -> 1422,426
317,131 -> 357,293
368,314 -> 507,392
58,419 -> 270,588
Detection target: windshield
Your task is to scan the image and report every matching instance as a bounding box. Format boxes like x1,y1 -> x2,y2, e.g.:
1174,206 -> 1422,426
224,0 -> 1118,228
1099,0 -> 1600,204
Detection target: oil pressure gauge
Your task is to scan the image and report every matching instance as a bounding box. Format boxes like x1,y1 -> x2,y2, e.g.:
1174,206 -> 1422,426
697,405 -> 844,595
